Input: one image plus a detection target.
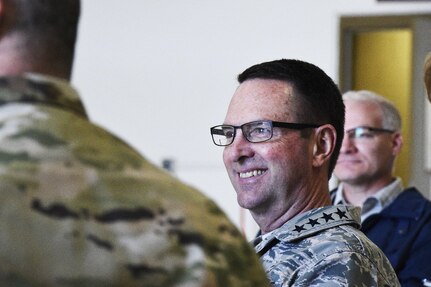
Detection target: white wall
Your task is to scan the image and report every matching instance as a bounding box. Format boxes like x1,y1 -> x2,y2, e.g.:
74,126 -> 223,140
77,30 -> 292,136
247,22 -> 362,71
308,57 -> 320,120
73,0 -> 431,239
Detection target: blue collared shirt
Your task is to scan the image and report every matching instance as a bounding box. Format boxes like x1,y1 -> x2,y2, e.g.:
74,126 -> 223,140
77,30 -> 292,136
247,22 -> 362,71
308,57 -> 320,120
333,177 -> 404,222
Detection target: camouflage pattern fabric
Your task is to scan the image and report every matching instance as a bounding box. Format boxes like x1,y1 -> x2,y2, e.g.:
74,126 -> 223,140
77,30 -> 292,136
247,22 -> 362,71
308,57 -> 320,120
254,205 -> 400,287
0,74 -> 269,287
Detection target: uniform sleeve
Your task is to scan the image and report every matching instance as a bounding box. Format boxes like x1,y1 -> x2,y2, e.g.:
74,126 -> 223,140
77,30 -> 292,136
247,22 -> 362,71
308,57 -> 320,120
282,251 -> 399,287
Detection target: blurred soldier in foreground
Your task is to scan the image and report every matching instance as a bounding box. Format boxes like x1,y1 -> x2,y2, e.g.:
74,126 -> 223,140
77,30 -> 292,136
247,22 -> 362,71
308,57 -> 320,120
0,1 -> 268,286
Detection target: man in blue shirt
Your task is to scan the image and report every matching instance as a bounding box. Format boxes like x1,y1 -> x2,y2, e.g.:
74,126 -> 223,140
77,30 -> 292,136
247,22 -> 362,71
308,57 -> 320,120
332,90 -> 431,286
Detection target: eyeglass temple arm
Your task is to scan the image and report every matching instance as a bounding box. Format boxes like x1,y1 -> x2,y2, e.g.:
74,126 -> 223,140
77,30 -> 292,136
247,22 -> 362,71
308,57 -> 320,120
273,122 -> 320,129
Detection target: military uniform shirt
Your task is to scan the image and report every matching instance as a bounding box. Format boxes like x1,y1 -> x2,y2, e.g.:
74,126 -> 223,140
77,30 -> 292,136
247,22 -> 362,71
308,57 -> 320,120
254,205 -> 400,287
0,74 -> 269,287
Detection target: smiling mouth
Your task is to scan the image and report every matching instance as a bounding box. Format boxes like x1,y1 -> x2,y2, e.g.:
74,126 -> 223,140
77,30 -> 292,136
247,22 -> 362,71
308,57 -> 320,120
239,169 -> 266,179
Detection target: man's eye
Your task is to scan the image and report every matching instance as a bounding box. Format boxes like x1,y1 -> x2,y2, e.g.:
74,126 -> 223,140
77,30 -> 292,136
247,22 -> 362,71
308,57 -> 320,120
357,132 -> 373,138
250,127 -> 271,137
352,130 -> 374,139
224,130 -> 234,138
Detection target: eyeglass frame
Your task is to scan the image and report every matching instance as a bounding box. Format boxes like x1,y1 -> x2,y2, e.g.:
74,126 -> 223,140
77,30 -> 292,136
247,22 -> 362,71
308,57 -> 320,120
345,126 -> 395,140
210,120 -> 321,147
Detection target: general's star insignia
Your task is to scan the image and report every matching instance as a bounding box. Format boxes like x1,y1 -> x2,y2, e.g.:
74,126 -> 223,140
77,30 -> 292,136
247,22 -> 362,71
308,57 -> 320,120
307,218 -> 320,227
335,208 -> 348,219
293,224 -> 306,233
321,212 -> 334,222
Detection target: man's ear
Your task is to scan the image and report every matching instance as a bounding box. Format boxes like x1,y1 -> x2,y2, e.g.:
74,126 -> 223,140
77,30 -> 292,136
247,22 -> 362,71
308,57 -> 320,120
0,0 -> 6,29
0,0 -> 4,18
312,124 -> 336,168
391,132 -> 403,156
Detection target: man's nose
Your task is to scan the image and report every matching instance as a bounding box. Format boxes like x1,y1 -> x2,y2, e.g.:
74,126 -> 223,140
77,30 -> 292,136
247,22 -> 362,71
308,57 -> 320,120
339,134 -> 357,154
225,129 -> 255,162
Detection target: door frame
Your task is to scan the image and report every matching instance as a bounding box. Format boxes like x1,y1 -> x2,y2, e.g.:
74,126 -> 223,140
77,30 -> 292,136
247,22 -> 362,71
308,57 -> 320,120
339,13 -> 431,197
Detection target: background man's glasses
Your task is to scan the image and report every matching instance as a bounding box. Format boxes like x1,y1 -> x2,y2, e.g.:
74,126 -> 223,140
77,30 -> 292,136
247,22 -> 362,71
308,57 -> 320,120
210,120 -> 320,146
346,126 -> 395,141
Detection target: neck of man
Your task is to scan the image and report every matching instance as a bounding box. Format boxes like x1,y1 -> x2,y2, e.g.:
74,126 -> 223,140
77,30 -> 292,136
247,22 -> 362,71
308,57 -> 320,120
252,180 -> 332,234
341,175 -> 395,207
0,34 -> 70,80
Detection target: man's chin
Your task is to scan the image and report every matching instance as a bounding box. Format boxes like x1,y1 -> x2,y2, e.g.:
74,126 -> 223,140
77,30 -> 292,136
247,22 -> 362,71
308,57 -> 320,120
237,196 -> 269,214
237,195 -> 258,211
334,168 -> 362,179
334,174 -> 360,183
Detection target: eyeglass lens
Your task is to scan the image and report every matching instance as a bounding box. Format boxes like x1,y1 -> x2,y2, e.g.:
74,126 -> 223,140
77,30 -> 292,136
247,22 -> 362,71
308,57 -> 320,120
211,126 -> 235,146
211,121 -> 274,146
347,126 -> 393,140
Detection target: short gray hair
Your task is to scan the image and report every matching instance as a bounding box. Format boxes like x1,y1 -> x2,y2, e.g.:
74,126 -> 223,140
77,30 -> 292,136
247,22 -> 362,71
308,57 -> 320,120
342,90 -> 401,131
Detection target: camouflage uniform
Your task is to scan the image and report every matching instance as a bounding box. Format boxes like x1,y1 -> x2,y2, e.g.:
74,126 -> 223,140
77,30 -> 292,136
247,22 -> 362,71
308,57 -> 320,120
0,74 -> 269,287
254,205 -> 400,287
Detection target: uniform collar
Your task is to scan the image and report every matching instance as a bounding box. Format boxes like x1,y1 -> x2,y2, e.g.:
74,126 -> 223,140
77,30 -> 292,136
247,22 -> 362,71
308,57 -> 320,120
0,73 -> 88,119
254,205 -> 361,254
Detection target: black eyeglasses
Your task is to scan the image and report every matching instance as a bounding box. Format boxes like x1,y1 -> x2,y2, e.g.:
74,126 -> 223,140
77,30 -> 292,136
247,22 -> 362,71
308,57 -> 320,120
210,120 -> 320,146
345,126 -> 395,141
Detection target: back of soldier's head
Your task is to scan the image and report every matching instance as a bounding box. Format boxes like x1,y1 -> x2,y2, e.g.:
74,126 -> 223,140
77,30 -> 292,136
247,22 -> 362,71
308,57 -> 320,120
0,0 -> 80,79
